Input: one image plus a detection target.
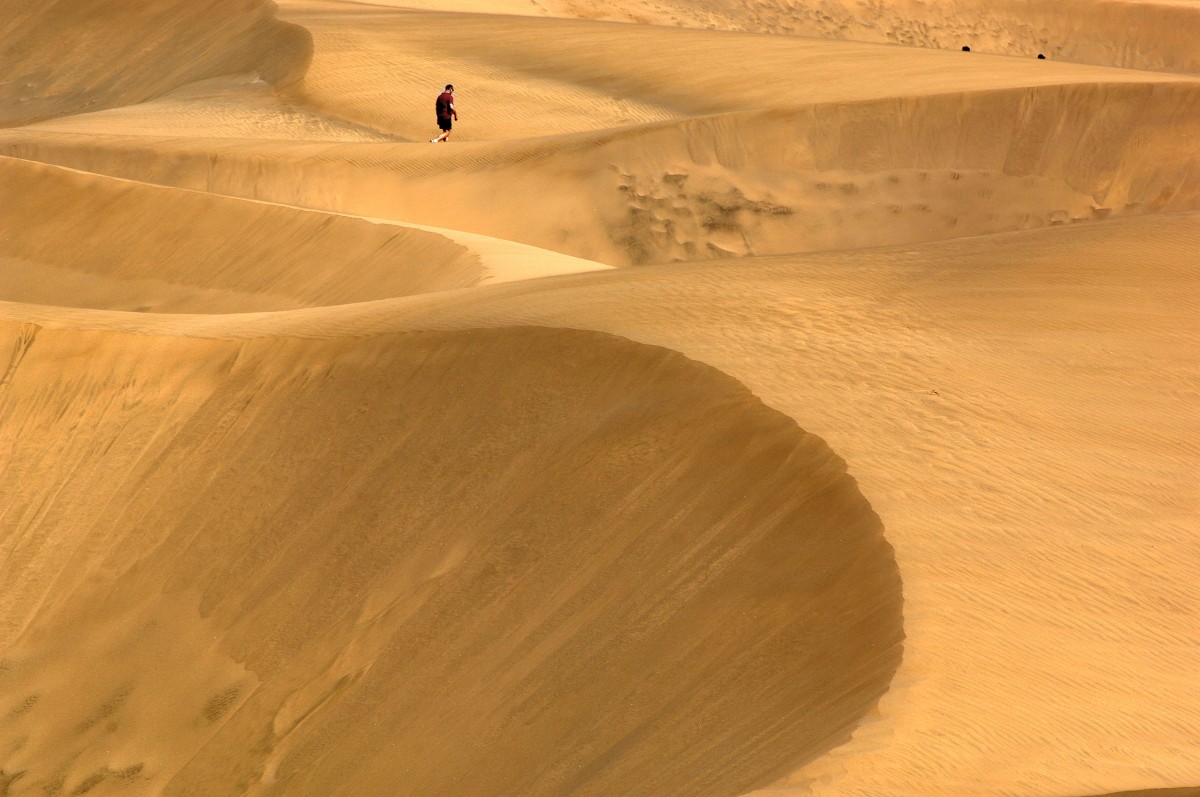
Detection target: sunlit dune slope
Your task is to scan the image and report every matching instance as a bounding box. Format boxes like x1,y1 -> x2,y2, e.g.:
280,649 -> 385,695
0,156 -> 487,312
0,0 -> 312,128
0,324 -> 901,797
0,157 -> 605,312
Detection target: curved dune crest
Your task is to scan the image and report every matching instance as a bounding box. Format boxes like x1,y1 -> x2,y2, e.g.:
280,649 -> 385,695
0,156 -> 604,312
0,324 -> 902,797
0,156 -> 484,311
0,157 -> 604,312
0,0 -> 312,127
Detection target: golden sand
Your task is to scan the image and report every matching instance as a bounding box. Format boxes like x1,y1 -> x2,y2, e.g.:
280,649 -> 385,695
1,0 -> 1197,795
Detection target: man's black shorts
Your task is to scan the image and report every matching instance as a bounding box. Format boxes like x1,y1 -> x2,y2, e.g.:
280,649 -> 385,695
438,118 -> 452,131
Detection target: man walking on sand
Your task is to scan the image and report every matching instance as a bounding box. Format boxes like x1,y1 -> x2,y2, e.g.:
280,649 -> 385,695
431,84 -> 457,143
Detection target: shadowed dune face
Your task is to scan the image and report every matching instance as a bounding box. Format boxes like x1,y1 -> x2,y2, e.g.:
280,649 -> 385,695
0,157 -> 486,312
0,0 -> 312,127
0,325 -> 902,797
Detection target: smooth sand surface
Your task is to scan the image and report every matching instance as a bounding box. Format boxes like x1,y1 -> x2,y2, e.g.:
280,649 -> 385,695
2,0 -> 1198,795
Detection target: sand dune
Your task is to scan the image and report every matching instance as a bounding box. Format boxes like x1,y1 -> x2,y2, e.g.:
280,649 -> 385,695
2,0 -> 1198,795
0,324 -> 900,796
0,156 -> 605,312
373,212 -> 1200,797
280,0 -> 1200,73
7,80 -> 1200,265
0,155 -> 485,312
0,0 -> 311,128
4,10 -> 1200,265
535,0 -> 1200,73
2,195 -> 1196,797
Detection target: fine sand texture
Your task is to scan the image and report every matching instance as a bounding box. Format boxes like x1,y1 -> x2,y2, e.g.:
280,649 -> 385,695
2,0 -> 1198,796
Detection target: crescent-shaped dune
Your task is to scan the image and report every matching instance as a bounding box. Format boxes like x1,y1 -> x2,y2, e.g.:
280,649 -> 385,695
2,0 -> 1199,795
0,324 -> 901,796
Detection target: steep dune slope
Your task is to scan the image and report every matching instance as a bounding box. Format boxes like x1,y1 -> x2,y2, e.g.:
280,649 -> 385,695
0,324 -> 901,797
0,157 -> 483,311
0,0 -> 312,127
0,157 -> 605,312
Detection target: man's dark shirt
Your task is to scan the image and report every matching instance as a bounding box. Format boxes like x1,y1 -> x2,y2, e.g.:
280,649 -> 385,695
436,91 -> 454,120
